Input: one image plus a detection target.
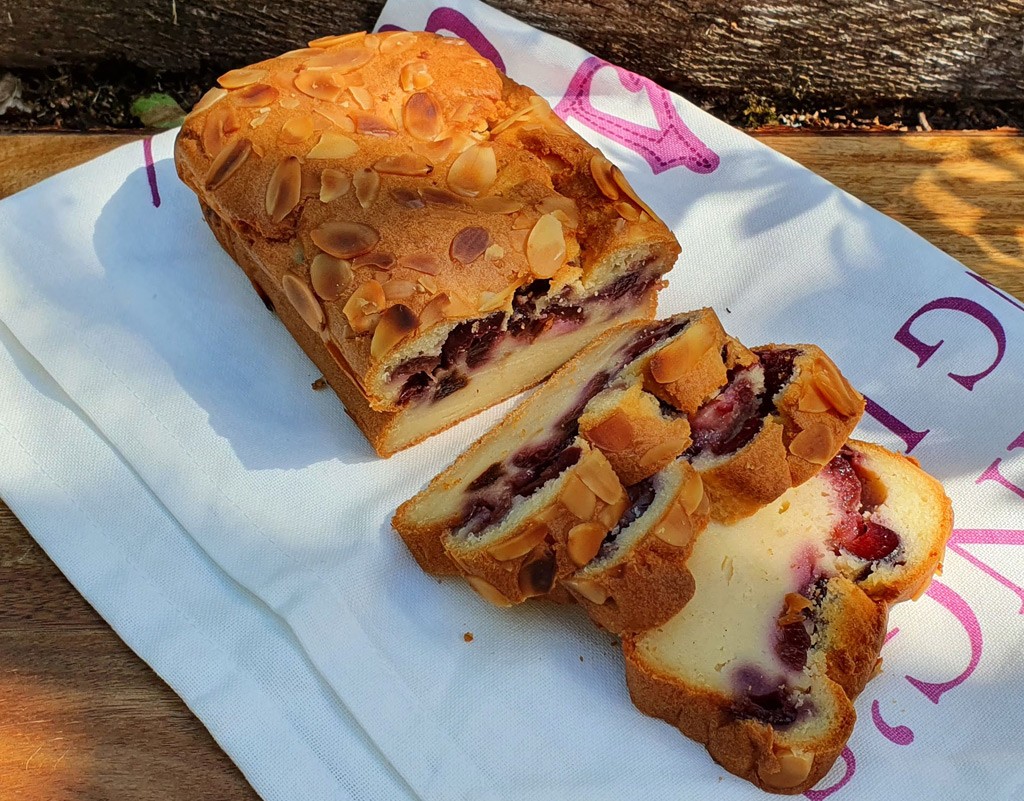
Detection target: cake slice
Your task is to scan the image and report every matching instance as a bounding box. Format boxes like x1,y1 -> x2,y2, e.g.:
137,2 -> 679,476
174,30 -> 681,457
622,441 -> 953,794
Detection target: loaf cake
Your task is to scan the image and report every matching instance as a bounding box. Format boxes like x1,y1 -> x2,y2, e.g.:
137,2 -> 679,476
174,30 -> 680,456
623,441 -> 952,793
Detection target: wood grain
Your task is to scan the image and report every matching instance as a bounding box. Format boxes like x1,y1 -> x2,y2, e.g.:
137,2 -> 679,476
0,1 -> 1021,101
0,131 -> 1021,799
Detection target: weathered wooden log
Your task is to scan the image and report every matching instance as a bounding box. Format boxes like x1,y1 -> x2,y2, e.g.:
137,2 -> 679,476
0,1 -> 1021,101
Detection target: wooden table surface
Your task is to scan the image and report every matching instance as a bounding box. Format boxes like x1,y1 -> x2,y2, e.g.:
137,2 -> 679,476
1,131 -> 1022,800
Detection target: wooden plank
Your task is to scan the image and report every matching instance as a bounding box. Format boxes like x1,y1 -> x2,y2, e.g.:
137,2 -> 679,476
0,131 -> 1021,799
0,1 -> 1021,101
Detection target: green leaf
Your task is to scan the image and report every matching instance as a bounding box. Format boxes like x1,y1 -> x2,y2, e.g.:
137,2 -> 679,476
131,92 -> 186,128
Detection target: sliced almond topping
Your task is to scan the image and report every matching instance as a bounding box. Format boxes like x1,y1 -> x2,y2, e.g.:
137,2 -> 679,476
353,251 -> 396,270
450,99 -> 475,123
217,68 -> 266,89
192,86 -> 228,114
465,575 -> 513,607
537,196 -> 580,229
653,502 -> 694,548
560,474 -> 597,520
204,137 -> 252,189
589,154 -> 620,200
760,749 -> 814,790
399,61 -> 432,92
566,578 -> 609,605
511,213 -> 535,230
371,303 -> 418,359
352,110 -> 398,137
419,187 -> 467,209
373,153 -> 432,176
478,289 -> 512,313
232,83 -> 278,107
611,165 -> 661,223
382,279 -> 417,301
488,522 -> 549,561
484,244 -> 505,260
417,293 -> 448,329
680,468 -> 705,516
305,47 -> 373,73
202,104 -> 240,157
402,92 -> 444,141
526,213 -> 566,279
319,168 -> 352,202
390,187 -> 425,209
584,410 -> 634,453
281,273 -> 325,331
352,167 -> 381,208
279,95 -> 301,110
281,47 -> 318,59
614,200 -> 641,222
447,143 -> 496,198
788,423 -> 835,466
400,253 -> 441,275
811,357 -> 862,416
378,31 -> 417,54
597,493 -> 629,530
279,114 -> 315,145
798,381 -> 832,414
313,103 -> 356,131
471,195 -> 523,215
307,131 -> 359,160
509,228 -> 529,253
310,254 -> 353,301
639,437 -> 689,470
577,455 -> 623,505
294,71 -> 345,102
249,114 -> 269,129
649,321 -> 718,384
411,137 -> 454,163
450,226 -> 490,265
489,103 -> 537,136
308,31 -> 366,48
417,274 -> 438,293
444,292 -> 476,319
311,221 -> 379,259
567,522 -> 607,567
265,156 -> 302,223
348,85 -> 374,109
342,279 -> 385,334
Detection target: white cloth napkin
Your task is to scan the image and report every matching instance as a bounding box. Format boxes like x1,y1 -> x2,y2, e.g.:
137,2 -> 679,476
2,0 -> 1023,799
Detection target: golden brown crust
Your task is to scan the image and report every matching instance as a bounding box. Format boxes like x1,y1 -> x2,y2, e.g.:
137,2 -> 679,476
444,444 -> 627,605
565,463 -> 710,634
174,30 -> 680,443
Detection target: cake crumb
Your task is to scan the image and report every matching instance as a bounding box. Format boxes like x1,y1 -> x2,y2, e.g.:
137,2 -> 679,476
463,632 -> 474,643
311,377 -> 328,391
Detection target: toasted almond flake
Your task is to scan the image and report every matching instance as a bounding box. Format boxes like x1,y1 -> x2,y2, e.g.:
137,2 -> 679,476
278,95 -> 301,109
399,61 -> 432,92
418,293 -> 448,329
443,291 -> 476,319
311,221 -> 380,259
485,521 -> 547,561
232,83 -> 278,107
450,99 -> 475,123
566,579 -> 609,605
511,213 -> 534,230
611,165 -> 661,222
798,382 -> 832,414
202,104 -> 240,156
204,137 -> 252,189
640,437 -> 688,471
373,153 -> 432,176
478,289 -> 512,313
312,103 -> 356,131
390,187 -> 425,209
649,320 -> 717,384
382,279 -> 418,301
509,228 -> 529,253
305,46 -> 374,73
193,86 -> 228,114
308,31 -> 366,48
411,137 -> 454,163
560,475 -> 597,520
654,502 -> 694,547
294,71 -> 345,102
378,30 -> 417,54
419,186 -> 467,209
447,143 -> 496,198
249,115 -> 268,129
589,154 -> 620,200
348,167 -> 380,208
465,575 -> 513,607
789,423 -> 835,465
537,196 -> 580,228
307,131 -> 359,159
362,33 -> 381,51
370,303 -> 418,358
279,114 -> 315,145
577,455 -> 623,505
403,92 -> 443,141
342,279 -> 385,334
265,156 -> 302,223
471,196 -> 523,215
281,273 -> 325,331
352,110 -> 398,136
567,522 -> 607,567
680,468 -> 705,516
353,251 -> 396,270
218,68 -> 266,89
450,226 -> 490,265
348,85 -> 374,109
811,357 -> 862,415
319,168 -> 352,202
761,750 -> 814,790
614,200 -> 641,222
489,103 -> 536,136
484,244 -> 505,260
417,275 -> 438,293
525,213 -> 566,278
400,253 -> 441,275
310,254 -> 353,301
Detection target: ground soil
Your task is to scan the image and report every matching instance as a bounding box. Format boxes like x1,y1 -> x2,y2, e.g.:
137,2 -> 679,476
0,64 -> 1021,132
